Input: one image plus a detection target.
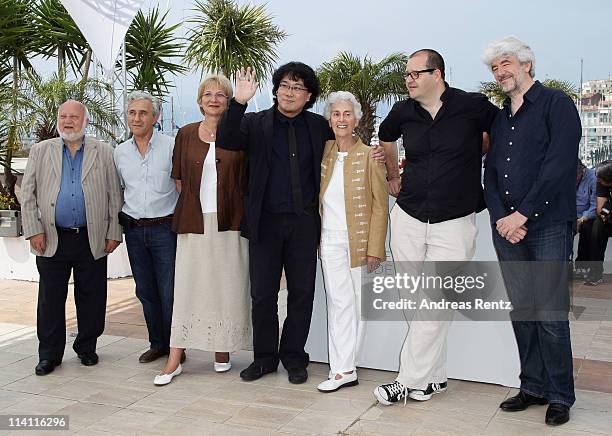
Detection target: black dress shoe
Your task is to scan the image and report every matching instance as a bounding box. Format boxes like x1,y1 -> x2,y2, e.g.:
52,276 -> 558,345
545,404 -> 570,426
240,362 -> 277,381
35,359 -> 61,376
500,391 -> 548,411
77,352 -> 99,366
287,367 -> 308,384
138,349 -> 168,363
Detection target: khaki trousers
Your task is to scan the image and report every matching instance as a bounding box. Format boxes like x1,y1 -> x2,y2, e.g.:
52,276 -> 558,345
390,205 -> 477,390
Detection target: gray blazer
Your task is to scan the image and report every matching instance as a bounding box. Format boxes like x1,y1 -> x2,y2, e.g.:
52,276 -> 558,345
20,136 -> 123,259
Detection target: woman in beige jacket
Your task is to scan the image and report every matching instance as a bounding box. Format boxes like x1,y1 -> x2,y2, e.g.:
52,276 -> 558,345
317,91 -> 389,392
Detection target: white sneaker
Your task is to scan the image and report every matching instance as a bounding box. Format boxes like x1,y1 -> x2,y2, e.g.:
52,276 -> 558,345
408,381 -> 448,401
153,364 -> 182,386
317,372 -> 358,393
214,361 -> 232,373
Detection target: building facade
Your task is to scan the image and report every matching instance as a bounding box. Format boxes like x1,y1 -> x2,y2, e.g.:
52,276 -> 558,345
580,80 -> 612,166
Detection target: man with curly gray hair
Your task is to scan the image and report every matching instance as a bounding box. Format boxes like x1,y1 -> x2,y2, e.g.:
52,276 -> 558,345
482,36 -> 581,426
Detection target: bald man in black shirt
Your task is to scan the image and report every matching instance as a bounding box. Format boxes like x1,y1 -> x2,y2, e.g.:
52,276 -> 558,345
374,49 -> 499,405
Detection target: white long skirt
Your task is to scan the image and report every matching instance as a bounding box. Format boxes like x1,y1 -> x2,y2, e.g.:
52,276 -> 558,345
170,213 -> 252,351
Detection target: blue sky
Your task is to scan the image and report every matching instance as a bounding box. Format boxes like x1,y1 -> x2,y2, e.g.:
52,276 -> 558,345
39,0 -> 612,127
150,0 -> 611,125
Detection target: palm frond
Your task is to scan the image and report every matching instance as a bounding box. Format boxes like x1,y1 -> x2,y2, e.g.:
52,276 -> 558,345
18,68 -> 120,142
479,79 -> 579,107
318,51 -> 408,145
184,0 -> 287,82
30,0 -> 89,75
124,7 -> 187,96
478,81 -> 507,107
0,0 -> 36,75
542,79 -> 579,100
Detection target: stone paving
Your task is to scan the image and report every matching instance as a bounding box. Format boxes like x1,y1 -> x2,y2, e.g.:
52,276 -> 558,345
0,277 -> 611,435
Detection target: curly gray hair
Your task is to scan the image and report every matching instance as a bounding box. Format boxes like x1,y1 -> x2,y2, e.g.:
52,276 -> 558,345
482,36 -> 536,78
323,91 -> 363,122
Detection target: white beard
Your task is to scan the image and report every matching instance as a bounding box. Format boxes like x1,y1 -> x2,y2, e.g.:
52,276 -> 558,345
58,126 -> 86,142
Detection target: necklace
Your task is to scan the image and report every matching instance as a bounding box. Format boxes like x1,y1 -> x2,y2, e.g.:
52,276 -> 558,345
199,121 -> 216,138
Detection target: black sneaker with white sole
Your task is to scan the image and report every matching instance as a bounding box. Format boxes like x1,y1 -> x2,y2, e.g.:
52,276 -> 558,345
408,381 -> 448,401
373,380 -> 410,405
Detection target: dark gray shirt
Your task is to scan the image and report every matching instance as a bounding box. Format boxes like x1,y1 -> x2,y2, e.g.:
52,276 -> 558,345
263,109 -> 315,214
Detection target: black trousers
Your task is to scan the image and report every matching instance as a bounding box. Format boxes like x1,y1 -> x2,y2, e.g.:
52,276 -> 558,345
575,218 -> 594,263
249,210 -> 319,370
587,218 -> 612,280
36,229 -> 107,360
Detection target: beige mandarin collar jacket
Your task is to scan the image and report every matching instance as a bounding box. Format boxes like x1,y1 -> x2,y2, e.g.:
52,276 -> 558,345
319,138 -> 389,268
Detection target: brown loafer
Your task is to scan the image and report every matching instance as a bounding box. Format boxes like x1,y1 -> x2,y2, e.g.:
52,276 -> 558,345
139,349 -> 168,363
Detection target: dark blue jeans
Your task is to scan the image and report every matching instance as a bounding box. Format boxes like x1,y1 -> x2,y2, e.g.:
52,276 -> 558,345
124,222 -> 177,352
492,221 -> 575,407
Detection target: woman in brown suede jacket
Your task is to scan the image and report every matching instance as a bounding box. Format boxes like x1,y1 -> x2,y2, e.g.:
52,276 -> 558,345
155,75 -> 251,386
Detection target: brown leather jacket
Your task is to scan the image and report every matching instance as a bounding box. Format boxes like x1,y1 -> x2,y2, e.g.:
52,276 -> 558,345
171,122 -> 247,234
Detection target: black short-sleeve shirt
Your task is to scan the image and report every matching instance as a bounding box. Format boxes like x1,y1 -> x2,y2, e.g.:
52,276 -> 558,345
379,86 -> 499,223
596,181 -> 611,200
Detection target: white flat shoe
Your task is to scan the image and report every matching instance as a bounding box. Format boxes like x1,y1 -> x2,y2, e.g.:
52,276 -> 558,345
154,364 -> 182,386
214,361 -> 231,372
317,371 -> 358,393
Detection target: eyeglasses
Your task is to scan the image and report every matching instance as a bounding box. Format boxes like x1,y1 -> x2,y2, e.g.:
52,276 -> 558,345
278,82 -> 309,93
202,91 -> 228,99
403,68 -> 436,80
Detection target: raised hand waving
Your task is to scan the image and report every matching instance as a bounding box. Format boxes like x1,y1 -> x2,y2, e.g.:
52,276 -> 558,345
234,67 -> 258,105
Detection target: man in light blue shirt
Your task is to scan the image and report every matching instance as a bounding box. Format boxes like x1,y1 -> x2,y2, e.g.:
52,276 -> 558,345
114,91 -> 179,364
575,160 -> 597,275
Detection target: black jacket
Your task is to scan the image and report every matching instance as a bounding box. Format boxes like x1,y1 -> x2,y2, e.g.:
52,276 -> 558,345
216,99 -> 332,241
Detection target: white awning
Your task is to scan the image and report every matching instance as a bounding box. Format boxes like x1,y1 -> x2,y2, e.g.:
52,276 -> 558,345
60,0 -> 145,75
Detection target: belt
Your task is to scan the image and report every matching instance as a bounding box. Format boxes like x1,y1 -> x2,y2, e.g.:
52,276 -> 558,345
135,215 -> 173,226
56,226 -> 87,234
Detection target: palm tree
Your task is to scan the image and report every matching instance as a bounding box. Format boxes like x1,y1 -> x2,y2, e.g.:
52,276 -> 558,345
0,56 -> 10,84
184,0 -> 287,82
124,7 -> 187,96
0,0 -> 37,207
31,0 -> 90,75
19,68 -> 120,142
479,79 -> 579,107
318,52 -> 409,145
478,81 -> 507,107
0,0 -> 34,78
541,79 -> 579,100
0,85 -> 14,190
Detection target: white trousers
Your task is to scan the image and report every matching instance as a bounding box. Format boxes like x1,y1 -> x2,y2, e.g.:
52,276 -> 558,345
390,205 -> 477,390
320,229 -> 365,375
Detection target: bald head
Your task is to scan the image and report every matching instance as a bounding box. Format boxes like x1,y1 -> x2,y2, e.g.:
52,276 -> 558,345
57,100 -> 89,143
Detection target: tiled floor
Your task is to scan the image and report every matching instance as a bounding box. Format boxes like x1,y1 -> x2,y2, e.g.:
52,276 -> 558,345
0,277 -> 611,435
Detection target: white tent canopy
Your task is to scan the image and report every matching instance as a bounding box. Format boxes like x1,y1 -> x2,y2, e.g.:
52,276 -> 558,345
60,0 -> 145,75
